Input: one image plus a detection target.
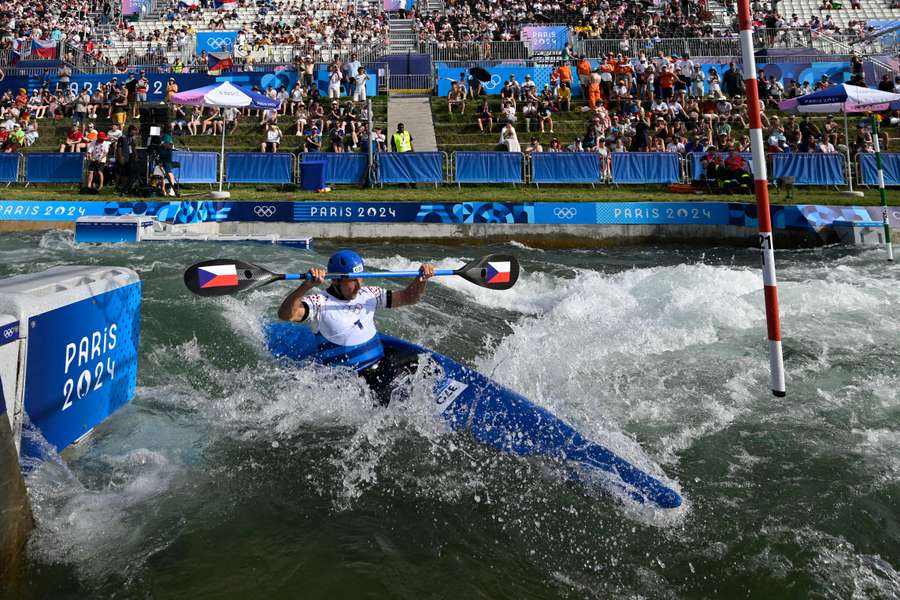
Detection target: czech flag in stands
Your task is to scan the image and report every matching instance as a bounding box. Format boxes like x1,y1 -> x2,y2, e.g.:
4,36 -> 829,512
213,0 -> 237,9
31,38 -> 57,59
485,261 -> 511,284
207,52 -> 234,73
178,0 -> 200,8
197,264 -> 239,289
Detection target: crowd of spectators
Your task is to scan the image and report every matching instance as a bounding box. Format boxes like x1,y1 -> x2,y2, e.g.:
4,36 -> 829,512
440,50 -> 886,186
416,0 -> 715,48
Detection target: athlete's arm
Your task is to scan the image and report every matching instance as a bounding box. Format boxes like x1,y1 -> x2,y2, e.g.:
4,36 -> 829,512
277,268 -> 325,321
391,264 -> 435,308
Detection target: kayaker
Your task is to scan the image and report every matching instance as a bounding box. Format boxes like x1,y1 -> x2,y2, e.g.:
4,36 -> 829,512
277,249 -> 435,405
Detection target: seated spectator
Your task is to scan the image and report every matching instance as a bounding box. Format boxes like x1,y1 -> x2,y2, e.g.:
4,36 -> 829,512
261,123 -> 282,153
295,105 -> 309,136
521,75 -> 537,99
501,101 -> 516,124
304,126 -> 322,152
558,83 -> 572,112
202,108 -> 224,135
547,137 -> 562,152
498,122 -> 520,152
524,137 -> 543,154
329,124 -> 346,153
448,82 -> 466,115
60,125 -> 86,153
223,107 -> 239,134
476,99 -> 493,132
538,100 -> 554,133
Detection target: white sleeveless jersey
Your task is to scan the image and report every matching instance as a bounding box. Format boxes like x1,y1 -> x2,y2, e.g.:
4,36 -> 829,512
303,286 -> 391,370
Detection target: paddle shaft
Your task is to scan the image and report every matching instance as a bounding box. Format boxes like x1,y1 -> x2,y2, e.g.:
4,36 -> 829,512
284,269 -> 457,281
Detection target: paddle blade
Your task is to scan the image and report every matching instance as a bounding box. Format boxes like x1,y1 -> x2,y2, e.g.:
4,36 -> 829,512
184,259 -> 283,297
455,255 -> 520,290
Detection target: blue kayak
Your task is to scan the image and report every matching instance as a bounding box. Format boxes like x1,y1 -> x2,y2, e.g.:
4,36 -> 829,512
265,322 -> 683,510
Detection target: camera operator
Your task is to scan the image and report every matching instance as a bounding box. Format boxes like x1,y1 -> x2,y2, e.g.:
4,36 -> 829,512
157,124 -> 179,197
116,125 -> 139,193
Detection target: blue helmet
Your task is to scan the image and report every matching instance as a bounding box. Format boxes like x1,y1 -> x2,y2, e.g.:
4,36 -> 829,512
327,250 -> 365,275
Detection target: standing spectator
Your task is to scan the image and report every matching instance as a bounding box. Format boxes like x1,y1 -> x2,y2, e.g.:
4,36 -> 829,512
134,71 -> 149,117
576,56 -> 592,99
86,132 -> 110,192
344,53 -> 362,97
351,68 -> 369,105
58,65 -> 71,95
165,78 -> 179,102
328,66 -> 342,99
723,62 -> 743,97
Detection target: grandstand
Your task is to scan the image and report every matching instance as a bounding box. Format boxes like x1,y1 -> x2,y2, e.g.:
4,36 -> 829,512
0,0 -> 897,192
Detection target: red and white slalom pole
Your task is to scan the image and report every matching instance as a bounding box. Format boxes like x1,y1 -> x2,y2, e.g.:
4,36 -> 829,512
738,3 -> 787,397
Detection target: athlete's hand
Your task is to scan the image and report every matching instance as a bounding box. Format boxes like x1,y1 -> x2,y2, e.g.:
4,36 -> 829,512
418,263 -> 435,281
307,268 -> 326,285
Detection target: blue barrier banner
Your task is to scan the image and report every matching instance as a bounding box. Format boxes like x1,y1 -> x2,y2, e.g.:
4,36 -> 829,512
2,200 -> 897,229
532,153 -> 600,184
690,152 -> 753,180
26,153 -> 84,183
611,152 -> 680,185
377,152 -> 444,184
595,202 -> 730,225
859,153 -> 900,186
226,152 -> 293,184
301,153 -> 368,185
415,202 -> 533,223
532,203 -> 596,224
455,152 -> 523,184
172,151 -> 218,184
520,26 -> 569,50
294,202 -> 421,222
0,153 -> 20,183
197,31 -> 237,55
772,153 -> 845,186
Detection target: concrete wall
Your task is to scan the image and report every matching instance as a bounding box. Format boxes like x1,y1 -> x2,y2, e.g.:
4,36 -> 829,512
0,413 -> 31,588
216,222 -> 822,248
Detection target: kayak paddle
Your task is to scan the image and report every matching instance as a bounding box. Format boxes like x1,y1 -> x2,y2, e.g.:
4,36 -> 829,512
184,254 -> 520,297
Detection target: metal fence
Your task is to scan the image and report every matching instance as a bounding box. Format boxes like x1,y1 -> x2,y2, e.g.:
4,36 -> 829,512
418,41 -> 529,62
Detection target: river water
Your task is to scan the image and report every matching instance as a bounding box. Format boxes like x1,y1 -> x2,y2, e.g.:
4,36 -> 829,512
1,231 -> 898,599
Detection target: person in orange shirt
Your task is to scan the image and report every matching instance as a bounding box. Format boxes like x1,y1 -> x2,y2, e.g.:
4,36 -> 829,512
576,56 -> 592,99
588,72 -> 602,110
557,61 -> 573,90
599,59 -> 615,101
14,89 -> 28,109
659,66 -> 676,101
615,54 -> 634,88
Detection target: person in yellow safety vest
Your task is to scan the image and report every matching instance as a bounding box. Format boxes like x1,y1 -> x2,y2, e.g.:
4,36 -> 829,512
391,123 -> 414,153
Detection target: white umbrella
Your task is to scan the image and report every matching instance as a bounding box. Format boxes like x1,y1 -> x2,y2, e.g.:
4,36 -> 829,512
170,81 -> 280,198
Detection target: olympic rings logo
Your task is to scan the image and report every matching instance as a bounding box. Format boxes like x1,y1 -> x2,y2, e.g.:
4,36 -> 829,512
553,207 -> 577,219
254,205 -> 277,218
482,74 -> 503,91
206,37 -> 234,50
2,326 -> 16,339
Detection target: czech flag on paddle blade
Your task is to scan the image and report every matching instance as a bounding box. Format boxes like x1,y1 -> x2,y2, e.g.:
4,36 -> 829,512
485,261 -> 511,284
198,264 -> 239,288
